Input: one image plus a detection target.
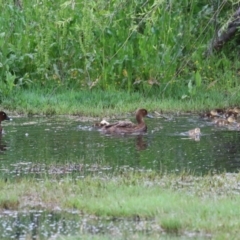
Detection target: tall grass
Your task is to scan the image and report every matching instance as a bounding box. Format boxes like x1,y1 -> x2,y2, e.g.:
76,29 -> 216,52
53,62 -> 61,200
0,0 -> 239,98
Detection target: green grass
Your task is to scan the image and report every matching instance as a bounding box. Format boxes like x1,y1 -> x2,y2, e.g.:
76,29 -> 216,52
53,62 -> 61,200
1,171 -> 240,239
1,87 -> 240,116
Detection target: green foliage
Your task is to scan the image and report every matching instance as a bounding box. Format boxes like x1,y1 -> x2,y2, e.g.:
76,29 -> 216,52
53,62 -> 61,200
0,0 -> 239,96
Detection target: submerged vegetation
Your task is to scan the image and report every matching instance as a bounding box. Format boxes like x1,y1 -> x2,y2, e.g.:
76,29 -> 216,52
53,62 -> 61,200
0,0 -> 240,113
1,171 -> 240,239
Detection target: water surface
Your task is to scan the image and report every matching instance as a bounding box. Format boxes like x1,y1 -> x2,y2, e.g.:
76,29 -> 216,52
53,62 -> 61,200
1,114 -> 240,239
0,114 -> 240,178
0,210 -> 207,240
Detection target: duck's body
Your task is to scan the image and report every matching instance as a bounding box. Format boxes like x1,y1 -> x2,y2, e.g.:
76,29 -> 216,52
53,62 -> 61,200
100,109 -> 151,134
0,111 -> 10,134
214,119 -> 228,126
188,128 -> 201,137
200,109 -> 221,119
214,116 -> 236,126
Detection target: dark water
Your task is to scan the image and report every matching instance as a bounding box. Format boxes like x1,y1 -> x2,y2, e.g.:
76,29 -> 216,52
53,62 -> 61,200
1,114 -> 240,239
1,114 -> 240,178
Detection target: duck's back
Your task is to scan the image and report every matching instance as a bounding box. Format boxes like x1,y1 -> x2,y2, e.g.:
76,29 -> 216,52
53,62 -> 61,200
101,121 -> 147,134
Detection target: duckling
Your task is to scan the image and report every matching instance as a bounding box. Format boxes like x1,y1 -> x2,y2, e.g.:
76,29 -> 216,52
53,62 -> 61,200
100,109 -> 152,134
233,107 -> 240,114
200,109 -> 221,119
188,128 -> 201,137
214,116 -> 236,126
226,107 -> 240,114
224,110 -> 238,119
227,115 -> 236,124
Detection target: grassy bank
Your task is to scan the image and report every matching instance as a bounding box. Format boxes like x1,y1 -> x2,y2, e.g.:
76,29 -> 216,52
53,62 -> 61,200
1,87 -> 240,116
1,171 -> 240,239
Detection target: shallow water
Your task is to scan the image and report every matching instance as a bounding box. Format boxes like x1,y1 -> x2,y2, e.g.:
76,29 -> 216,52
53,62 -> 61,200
1,114 -> 240,178
1,113 -> 240,239
0,210 -> 208,240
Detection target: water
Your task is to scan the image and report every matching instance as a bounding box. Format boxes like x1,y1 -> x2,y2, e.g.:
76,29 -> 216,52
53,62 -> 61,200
1,114 -> 240,239
0,210 -> 206,240
1,114 -> 240,178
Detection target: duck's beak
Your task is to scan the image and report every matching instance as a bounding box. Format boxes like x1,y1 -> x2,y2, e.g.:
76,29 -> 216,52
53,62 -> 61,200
146,114 -> 154,118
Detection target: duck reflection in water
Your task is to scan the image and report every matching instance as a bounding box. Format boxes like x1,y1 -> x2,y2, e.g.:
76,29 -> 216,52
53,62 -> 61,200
0,136 -> 7,153
0,111 -> 10,134
0,111 -> 10,152
135,135 -> 148,151
99,109 -> 153,134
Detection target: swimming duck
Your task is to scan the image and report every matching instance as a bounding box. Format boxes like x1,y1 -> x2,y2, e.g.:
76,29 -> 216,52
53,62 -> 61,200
100,109 -> 152,134
200,109 -> 221,119
0,111 -> 10,134
213,116 -> 236,126
226,107 -> 240,114
188,128 -> 201,137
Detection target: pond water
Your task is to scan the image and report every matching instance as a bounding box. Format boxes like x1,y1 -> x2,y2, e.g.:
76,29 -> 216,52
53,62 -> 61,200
0,210 -> 207,240
1,113 -> 240,179
1,114 -> 240,239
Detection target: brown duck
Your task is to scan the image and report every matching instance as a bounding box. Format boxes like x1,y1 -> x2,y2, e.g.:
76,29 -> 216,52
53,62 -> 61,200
100,109 -> 152,134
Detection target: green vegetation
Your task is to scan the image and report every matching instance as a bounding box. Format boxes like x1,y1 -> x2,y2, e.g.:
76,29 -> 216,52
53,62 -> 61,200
0,0 -> 240,111
1,87 -> 240,116
1,171 -> 240,239
1,1 -> 240,239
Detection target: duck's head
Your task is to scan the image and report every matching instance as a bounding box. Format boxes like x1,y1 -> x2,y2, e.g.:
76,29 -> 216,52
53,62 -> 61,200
136,109 -> 153,118
0,111 -> 10,122
194,128 -> 201,135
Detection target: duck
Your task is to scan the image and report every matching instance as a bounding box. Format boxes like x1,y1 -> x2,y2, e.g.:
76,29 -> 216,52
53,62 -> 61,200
188,128 -> 201,137
0,111 -> 10,134
100,109 -> 152,134
200,109 -> 221,119
226,107 -> 240,114
213,116 -> 236,126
